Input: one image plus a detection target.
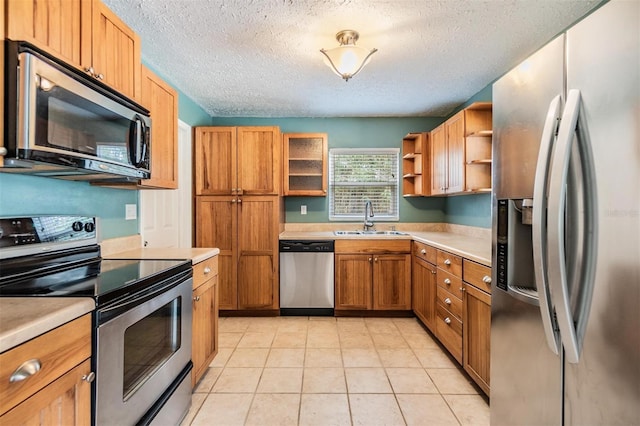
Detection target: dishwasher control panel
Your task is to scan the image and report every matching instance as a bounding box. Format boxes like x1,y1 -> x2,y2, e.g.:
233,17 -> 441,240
279,240 -> 334,252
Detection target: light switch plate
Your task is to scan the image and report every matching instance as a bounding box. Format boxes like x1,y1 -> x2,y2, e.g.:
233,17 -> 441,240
301,205 -> 307,215
125,204 -> 137,220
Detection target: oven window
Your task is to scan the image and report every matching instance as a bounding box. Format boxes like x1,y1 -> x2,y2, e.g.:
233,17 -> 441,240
123,297 -> 181,400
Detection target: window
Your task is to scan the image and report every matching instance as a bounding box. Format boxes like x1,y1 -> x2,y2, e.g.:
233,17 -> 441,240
329,148 -> 400,221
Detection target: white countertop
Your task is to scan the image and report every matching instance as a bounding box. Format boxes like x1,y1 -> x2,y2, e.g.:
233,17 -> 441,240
0,298 -> 95,353
279,230 -> 491,266
103,247 -> 219,264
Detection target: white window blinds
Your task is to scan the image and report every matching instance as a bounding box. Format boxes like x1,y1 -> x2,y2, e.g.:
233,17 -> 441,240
329,148 -> 400,221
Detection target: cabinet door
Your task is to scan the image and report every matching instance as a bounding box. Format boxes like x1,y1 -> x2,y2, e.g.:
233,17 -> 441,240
6,0 -> 85,69
237,196 -> 279,309
194,127 -> 236,195
430,124 -> 447,195
0,359 -> 91,425
445,111 -> 466,193
413,257 -> 437,332
195,196 -> 237,310
237,127 -> 281,195
373,254 -> 412,310
139,65 -> 178,189
90,0 -> 141,101
335,254 -> 373,310
463,283 -> 491,395
192,277 -> 218,387
283,133 -> 328,196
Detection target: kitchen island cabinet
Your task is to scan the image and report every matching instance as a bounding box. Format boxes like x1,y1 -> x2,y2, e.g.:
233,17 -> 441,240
335,239 -> 411,312
0,314 -> 93,425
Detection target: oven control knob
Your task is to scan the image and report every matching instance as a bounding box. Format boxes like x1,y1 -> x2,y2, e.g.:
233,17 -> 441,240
84,222 -> 95,233
72,221 -> 83,232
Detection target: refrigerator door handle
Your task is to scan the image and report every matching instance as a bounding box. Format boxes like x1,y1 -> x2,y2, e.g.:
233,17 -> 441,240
532,95 -> 562,355
547,89 -> 598,364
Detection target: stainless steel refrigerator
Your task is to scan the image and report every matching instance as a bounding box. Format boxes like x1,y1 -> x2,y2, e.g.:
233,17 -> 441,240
491,1 -> 640,424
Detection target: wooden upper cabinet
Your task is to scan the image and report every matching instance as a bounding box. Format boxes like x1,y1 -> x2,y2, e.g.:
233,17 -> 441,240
138,65 -> 178,189
6,0 -> 141,101
195,126 -> 281,196
5,0 -> 86,67
283,133 -> 328,196
237,127 -> 281,195
430,124 -> 447,195
445,111 -> 466,194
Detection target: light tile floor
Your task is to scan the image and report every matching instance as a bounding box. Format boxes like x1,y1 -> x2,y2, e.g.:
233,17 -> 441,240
182,316 -> 489,426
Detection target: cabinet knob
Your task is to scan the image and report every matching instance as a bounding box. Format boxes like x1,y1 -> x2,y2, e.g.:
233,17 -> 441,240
193,296 -> 201,302
84,66 -> 95,76
237,198 -> 242,203
374,258 -> 378,262
368,258 -> 373,263
431,270 -> 436,275
482,275 -> 492,284
420,249 -> 426,255
82,372 -> 96,383
0,147 -> 7,156
10,359 -> 41,383
444,259 -> 452,265
231,199 -> 237,203
460,287 -> 465,292
96,73 -> 104,80
444,317 -> 451,325
444,278 -> 451,285
444,297 -> 451,305
204,267 -> 211,275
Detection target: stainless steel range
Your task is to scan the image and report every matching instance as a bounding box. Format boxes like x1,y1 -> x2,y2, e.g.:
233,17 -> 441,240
0,216 -> 193,425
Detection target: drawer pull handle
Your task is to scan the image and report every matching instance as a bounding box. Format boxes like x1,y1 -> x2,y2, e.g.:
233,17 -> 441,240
444,297 -> 451,305
10,359 -> 41,383
444,317 -> 451,325
482,275 -> 492,284
444,278 -> 451,285
82,372 -> 96,383
204,267 -> 211,275
420,249 -> 426,255
444,259 -> 452,265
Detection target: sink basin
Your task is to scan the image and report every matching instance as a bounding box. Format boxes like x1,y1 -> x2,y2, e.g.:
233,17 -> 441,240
333,230 -> 408,236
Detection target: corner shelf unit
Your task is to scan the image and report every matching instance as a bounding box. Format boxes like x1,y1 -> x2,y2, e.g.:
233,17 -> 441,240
464,103 -> 493,193
283,133 -> 328,196
402,132 -> 430,197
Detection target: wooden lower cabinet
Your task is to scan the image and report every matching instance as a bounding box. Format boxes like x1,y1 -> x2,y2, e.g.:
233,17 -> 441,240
412,255 -> 437,332
335,240 -> 411,311
0,314 -> 92,425
191,256 -> 219,388
195,195 -> 280,311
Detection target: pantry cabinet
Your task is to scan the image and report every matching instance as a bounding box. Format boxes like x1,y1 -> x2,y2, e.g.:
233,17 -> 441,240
335,240 -> 411,311
430,102 -> 492,195
5,0 -> 141,101
195,127 -> 281,196
0,314 -> 92,425
195,195 -> 281,311
191,256 -> 219,387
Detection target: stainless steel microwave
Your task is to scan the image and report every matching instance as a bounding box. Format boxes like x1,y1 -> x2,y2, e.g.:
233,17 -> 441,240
2,42 -> 151,181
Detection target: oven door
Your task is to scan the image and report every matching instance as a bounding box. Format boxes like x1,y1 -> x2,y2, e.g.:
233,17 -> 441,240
95,274 -> 192,426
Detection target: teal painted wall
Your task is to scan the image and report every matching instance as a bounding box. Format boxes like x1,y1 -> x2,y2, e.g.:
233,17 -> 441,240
210,117 -> 447,223
0,174 -> 138,239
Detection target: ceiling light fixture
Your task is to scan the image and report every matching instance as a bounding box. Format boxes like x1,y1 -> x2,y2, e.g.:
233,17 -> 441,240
320,30 -> 378,82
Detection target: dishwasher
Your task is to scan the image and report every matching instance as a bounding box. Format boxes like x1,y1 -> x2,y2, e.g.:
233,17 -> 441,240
279,240 -> 334,316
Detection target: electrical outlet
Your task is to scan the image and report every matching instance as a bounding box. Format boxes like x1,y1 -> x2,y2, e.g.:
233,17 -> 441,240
301,205 -> 307,215
125,204 -> 137,220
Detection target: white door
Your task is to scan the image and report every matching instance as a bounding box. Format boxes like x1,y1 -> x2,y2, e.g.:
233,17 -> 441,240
140,120 -> 193,248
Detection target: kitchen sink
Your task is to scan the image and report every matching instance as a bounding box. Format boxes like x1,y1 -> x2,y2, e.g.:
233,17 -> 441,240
333,230 -> 408,236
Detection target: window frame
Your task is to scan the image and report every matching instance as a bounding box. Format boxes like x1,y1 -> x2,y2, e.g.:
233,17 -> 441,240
328,147 -> 400,222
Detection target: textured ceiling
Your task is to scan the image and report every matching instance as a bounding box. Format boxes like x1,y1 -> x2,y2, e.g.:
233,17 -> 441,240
103,0 -> 601,118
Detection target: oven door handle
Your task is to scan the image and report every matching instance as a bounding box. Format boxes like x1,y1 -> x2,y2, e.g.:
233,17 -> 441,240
98,269 -> 191,323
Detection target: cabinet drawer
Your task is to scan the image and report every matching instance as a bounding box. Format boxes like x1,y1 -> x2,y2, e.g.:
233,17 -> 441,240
193,256 -> 219,290
335,239 -> 411,254
413,241 -> 436,264
437,250 -> 462,276
463,259 -> 492,294
437,269 -> 463,299
435,303 -> 462,363
437,286 -> 462,320
0,314 -> 91,415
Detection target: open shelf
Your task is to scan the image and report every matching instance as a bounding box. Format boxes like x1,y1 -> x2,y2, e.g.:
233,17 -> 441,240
402,132 -> 429,197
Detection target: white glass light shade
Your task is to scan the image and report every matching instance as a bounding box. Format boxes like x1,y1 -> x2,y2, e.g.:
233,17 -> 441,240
320,30 -> 377,81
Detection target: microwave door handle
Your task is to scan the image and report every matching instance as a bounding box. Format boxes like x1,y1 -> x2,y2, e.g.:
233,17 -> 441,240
128,115 -> 146,167
533,94 -> 562,356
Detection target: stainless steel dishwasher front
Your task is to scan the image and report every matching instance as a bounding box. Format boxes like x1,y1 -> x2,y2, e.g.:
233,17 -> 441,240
279,240 -> 334,316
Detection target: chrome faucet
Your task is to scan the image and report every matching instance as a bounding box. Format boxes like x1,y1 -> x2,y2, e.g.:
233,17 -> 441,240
363,200 -> 375,231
